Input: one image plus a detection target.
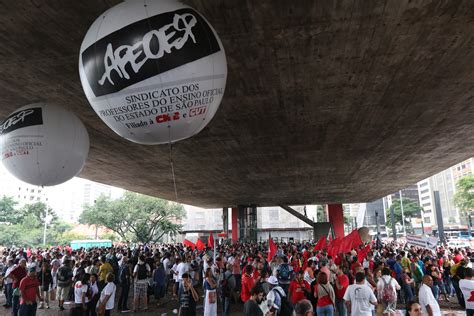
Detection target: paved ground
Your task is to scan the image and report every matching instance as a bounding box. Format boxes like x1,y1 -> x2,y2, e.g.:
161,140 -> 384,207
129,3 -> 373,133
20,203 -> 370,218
0,289 -> 467,316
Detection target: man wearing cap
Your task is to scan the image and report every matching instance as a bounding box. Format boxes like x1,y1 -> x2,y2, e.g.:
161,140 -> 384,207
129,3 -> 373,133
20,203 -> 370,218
18,267 -> 41,316
266,275 -> 286,314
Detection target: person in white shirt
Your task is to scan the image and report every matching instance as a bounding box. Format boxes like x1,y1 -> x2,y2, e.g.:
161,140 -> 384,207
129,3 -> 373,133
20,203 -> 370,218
344,271 -> 377,316
74,274 -> 90,313
97,273 -> 116,316
459,267 -> 474,316
376,268 -> 401,315
418,275 -> 441,316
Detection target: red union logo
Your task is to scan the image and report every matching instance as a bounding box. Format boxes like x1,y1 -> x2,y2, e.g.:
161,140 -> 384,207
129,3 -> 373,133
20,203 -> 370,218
189,107 -> 206,117
156,112 -> 180,124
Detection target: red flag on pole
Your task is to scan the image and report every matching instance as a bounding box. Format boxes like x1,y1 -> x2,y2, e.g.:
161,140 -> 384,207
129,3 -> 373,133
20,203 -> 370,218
208,233 -> 215,249
357,244 -> 371,263
183,239 -> 196,250
314,236 -> 327,251
267,237 -> 277,262
196,239 -> 205,251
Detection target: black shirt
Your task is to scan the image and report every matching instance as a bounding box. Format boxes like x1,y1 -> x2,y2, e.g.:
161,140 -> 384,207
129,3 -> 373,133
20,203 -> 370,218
243,299 -> 263,316
179,288 -> 196,316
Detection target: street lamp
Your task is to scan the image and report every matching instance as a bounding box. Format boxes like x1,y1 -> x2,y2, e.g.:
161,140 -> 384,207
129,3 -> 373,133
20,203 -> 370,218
43,210 -> 53,246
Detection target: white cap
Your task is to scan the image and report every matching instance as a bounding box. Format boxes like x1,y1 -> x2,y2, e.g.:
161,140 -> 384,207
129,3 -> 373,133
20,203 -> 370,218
267,275 -> 279,285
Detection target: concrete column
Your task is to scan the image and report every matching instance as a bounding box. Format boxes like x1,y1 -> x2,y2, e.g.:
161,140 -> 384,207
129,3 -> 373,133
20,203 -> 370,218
327,204 -> 345,238
231,207 -> 238,243
222,207 -> 229,238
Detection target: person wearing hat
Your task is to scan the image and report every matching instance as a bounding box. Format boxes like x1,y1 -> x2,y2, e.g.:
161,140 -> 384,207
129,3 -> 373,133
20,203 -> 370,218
266,275 -> 287,315
18,267 -> 41,316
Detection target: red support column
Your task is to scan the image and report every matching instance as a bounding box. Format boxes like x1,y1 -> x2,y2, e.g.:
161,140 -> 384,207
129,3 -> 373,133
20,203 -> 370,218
231,207 -> 238,243
327,204 -> 345,238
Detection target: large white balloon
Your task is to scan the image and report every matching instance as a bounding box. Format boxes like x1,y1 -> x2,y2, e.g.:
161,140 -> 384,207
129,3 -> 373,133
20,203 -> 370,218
0,103 -> 90,186
79,0 -> 227,145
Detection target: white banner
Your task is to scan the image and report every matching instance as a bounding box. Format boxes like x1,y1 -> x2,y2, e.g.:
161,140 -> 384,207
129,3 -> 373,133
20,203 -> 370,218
406,234 -> 438,251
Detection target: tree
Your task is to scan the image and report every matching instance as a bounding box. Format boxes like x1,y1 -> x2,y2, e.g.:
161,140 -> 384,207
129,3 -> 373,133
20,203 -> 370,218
454,174 -> 474,221
0,195 -> 20,224
19,202 -> 57,226
316,205 -> 327,222
79,192 -> 185,243
385,198 -> 423,233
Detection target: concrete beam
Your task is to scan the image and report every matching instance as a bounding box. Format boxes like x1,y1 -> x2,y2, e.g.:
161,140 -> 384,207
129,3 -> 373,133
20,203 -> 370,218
279,205 -> 315,227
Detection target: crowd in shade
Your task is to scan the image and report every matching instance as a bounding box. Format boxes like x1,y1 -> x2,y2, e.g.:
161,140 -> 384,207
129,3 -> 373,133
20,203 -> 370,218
0,231 -> 473,316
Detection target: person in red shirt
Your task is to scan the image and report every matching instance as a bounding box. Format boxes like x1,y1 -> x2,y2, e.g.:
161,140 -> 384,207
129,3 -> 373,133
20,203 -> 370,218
314,271 -> 335,315
335,267 -> 349,316
19,267 -> 41,316
241,265 -> 255,303
453,250 -> 463,264
288,271 -> 310,305
10,258 -> 27,316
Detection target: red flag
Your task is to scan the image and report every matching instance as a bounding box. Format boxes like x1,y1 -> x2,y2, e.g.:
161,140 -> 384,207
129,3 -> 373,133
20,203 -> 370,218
208,233 -> 214,249
183,239 -> 196,250
328,237 -> 341,258
314,236 -> 327,251
196,239 -> 205,251
357,244 -> 371,263
267,237 -> 277,262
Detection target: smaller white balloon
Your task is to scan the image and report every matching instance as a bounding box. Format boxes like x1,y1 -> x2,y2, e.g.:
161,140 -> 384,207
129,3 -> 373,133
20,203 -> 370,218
0,103 -> 90,186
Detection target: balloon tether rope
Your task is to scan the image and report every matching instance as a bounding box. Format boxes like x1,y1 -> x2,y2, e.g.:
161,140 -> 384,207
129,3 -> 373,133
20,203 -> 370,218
168,126 -> 178,202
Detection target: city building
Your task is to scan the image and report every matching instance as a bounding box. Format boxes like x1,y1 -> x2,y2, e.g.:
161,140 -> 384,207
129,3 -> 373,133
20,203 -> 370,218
0,164 -> 123,223
182,205 -> 319,242
417,157 -> 473,231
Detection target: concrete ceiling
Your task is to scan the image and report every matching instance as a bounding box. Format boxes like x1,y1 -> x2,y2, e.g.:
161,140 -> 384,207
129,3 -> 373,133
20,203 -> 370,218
0,0 -> 473,208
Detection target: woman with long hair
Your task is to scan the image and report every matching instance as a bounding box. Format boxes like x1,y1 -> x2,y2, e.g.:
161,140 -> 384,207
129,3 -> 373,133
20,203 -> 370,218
314,272 -> 335,316
203,267 -> 218,316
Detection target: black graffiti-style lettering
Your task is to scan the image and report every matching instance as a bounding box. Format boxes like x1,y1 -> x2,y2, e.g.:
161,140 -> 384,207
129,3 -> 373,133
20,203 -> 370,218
99,13 -> 197,86
0,109 -> 35,133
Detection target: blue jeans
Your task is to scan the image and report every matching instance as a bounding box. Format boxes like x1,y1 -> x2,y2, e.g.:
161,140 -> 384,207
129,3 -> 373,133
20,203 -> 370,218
316,305 -> 334,316
5,283 -> 13,306
431,284 -> 439,300
19,303 -> 37,316
336,298 -> 347,316
12,294 -> 20,316
221,296 -> 231,316
402,284 -> 414,303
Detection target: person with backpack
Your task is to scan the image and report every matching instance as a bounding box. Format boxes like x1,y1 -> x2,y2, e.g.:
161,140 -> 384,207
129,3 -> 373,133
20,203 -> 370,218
218,263 -> 235,316
277,256 -> 293,295
132,255 -> 150,312
57,259 -> 73,311
376,267 -> 400,316
267,275 -> 292,316
117,256 -> 131,312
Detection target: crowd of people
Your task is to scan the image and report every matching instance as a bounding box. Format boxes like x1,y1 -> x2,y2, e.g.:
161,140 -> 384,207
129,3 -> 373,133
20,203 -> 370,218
0,238 -> 472,316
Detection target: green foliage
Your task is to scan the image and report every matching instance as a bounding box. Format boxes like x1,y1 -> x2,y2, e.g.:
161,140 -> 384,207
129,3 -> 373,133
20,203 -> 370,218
79,192 -> 185,244
0,195 -> 20,224
454,174 -> 474,219
386,198 -> 423,232
0,198 -> 73,248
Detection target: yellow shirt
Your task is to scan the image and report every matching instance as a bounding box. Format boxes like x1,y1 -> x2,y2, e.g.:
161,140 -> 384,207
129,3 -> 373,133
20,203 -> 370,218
98,262 -> 113,282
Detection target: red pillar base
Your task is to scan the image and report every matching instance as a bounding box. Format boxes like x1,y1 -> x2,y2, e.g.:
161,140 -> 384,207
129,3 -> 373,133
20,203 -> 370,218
327,204 -> 345,238
231,207 -> 238,243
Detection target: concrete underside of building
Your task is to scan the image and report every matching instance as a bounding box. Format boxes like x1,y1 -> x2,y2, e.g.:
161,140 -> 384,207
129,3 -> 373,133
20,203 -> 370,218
0,1 -> 473,208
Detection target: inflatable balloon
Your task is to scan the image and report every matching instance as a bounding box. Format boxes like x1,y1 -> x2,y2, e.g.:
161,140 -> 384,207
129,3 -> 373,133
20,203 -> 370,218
358,227 -> 371,243
0,103 -> 90,186
79,0 -> 227,145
